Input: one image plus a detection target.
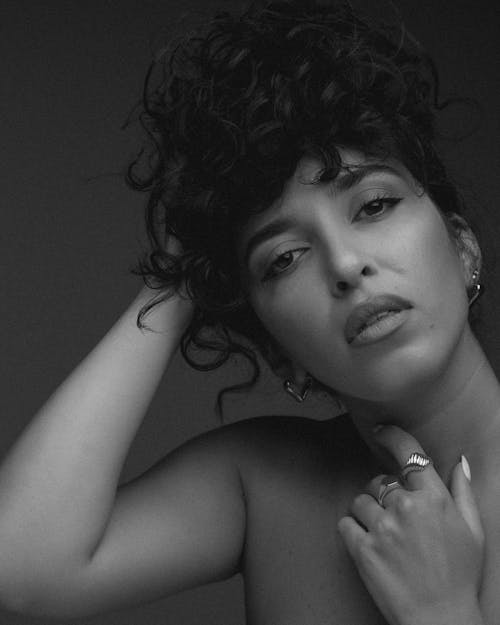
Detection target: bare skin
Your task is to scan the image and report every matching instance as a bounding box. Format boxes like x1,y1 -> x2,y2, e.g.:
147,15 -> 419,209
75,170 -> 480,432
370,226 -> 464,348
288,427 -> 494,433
238,412 -> 384,625
0,150 -> 493,623
235,149 -> 495,623
236,410 -> 494,625
0,282 -> 491,623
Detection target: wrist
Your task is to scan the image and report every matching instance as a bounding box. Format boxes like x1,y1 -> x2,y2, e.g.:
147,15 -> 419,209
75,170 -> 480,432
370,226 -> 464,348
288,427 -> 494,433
135,283 -> 194,333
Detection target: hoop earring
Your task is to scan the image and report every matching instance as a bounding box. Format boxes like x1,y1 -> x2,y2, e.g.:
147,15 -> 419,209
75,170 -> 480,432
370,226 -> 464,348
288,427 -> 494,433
468,269 -> 484,307
284,376 -> 313,403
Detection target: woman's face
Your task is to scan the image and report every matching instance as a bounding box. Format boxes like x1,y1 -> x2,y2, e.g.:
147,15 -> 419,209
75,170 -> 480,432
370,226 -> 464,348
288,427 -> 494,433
237,149 -> 472,403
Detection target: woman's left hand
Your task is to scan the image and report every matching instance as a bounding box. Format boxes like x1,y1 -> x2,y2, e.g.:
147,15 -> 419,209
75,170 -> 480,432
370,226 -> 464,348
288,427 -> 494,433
337,425 -> 485,625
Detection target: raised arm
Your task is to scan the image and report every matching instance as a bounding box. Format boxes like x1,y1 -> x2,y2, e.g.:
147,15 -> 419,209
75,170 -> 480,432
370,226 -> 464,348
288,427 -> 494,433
0,285 -> 246,618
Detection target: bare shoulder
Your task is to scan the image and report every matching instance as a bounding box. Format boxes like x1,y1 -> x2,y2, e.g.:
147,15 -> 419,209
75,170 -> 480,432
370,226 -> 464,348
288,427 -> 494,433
223,413 -> 377,498
227,416 -> 388,625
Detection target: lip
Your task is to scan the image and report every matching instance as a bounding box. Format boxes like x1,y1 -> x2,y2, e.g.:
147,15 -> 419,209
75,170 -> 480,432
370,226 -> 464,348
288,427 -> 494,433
344,294 -> 413,344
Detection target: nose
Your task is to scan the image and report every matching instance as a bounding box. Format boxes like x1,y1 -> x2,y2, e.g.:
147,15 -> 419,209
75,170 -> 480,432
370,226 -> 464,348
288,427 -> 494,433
322,238 -> 375,298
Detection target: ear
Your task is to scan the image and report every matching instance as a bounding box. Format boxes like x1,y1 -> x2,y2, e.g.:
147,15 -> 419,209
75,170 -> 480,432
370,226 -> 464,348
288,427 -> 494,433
443,212 -> 482,287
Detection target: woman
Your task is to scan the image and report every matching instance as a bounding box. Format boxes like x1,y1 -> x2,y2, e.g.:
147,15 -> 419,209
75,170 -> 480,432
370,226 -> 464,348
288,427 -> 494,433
0,1 -> 494,623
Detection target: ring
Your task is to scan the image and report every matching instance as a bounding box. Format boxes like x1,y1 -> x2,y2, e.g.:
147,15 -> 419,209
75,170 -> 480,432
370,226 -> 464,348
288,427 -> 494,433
377,475 -> 404,507
400,452 -> 433,482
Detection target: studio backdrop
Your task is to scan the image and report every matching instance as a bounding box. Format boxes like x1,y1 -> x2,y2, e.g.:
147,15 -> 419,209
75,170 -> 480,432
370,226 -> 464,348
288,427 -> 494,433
2,1 -> 499,624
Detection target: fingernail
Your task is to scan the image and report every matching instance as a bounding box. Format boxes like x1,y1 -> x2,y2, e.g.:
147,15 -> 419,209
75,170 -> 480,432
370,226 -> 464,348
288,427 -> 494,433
461,454 -> 471,482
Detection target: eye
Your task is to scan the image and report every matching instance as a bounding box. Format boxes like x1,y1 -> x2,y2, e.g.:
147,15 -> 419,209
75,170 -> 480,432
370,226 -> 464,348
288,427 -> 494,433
356,196 -> 401,219
262,247 -> 308,282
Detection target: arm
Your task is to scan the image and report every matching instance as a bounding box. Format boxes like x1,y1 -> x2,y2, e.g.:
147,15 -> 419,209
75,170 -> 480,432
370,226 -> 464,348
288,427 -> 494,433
0,285 -> 246,618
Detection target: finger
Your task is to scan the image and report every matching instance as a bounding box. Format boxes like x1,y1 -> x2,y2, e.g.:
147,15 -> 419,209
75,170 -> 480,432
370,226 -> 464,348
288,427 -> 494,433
373,424 -> 444,492
449,457 -> 485,552
337,515 -> 368,559
350,493 -> 385,530
365,474 -> 406,508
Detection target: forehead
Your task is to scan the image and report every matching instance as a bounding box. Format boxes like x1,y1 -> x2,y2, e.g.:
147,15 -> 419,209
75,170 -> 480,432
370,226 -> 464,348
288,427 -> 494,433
248,148 -> 410,218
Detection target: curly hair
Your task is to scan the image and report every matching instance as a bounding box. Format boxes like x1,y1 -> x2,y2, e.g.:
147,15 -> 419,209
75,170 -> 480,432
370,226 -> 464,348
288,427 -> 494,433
126,0 -> 480,419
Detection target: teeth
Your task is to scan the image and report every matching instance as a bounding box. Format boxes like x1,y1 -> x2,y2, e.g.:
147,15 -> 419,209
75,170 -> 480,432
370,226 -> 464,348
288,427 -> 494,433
373,310 -> 395,322
360,309 -> 399,331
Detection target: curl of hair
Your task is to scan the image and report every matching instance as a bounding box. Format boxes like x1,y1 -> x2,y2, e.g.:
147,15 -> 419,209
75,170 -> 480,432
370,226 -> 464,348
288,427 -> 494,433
126,0 -> 481,420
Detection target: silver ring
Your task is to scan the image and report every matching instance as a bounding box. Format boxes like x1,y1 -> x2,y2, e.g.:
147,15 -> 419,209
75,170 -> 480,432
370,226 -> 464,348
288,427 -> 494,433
400,452 -> 433,482
377,475 -> 404,507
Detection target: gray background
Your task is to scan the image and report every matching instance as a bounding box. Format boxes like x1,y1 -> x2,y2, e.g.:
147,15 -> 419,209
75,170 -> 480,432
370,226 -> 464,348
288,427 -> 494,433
1,1 -> 500,623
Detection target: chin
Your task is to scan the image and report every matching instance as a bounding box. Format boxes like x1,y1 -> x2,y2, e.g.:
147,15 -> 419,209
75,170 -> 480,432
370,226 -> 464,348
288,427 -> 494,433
342,339 -> 459,404
315,313 -> 469,404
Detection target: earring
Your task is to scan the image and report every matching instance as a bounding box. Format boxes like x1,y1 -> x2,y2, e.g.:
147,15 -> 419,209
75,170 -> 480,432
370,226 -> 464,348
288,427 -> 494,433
335,396 -> 346,413
284,376 -> 313,402
468,269 -> 484,307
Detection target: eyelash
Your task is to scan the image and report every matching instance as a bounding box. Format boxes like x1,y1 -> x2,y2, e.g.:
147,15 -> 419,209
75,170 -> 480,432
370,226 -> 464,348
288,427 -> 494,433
261,195 -> 401,282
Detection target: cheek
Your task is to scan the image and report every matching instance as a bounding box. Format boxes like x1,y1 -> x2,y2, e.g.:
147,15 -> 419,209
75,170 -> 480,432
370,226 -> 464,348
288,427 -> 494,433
409,212 -> 466,321
251,277 -> 337,362
252,284 -> 353,394
251,278 -> 356,396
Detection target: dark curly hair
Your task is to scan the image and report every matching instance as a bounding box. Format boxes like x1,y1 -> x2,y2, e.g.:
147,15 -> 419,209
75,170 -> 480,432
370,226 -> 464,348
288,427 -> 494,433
126,0 -> 482,419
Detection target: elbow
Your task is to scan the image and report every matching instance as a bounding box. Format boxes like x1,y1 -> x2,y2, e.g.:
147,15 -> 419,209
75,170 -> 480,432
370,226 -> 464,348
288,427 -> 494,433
0,583 -> 42,617
0,561 -> 44,616
0,583 -> 86,620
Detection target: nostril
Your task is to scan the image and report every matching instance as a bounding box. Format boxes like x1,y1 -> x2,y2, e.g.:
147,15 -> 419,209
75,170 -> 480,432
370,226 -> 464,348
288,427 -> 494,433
337,281 -> 349,291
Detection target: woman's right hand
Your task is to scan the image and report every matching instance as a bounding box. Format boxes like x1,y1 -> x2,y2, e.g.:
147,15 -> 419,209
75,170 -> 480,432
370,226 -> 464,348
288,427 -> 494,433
166,232 -> 195,324
140,231 -> 194,329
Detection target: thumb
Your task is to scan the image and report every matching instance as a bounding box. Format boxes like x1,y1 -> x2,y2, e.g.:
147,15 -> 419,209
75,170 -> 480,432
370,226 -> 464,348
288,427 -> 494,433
450,456 -> 485,551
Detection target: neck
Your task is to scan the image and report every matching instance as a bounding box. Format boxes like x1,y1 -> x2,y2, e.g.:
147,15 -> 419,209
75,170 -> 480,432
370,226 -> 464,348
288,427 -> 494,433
343,328 -> 500,487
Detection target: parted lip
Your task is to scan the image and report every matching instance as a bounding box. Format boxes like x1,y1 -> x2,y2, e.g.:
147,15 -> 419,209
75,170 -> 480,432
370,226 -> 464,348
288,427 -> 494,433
344,294 -> 413,344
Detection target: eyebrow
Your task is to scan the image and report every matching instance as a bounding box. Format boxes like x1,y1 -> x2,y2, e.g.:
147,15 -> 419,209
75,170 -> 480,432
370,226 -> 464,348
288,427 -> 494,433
243,163 -> 403,267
